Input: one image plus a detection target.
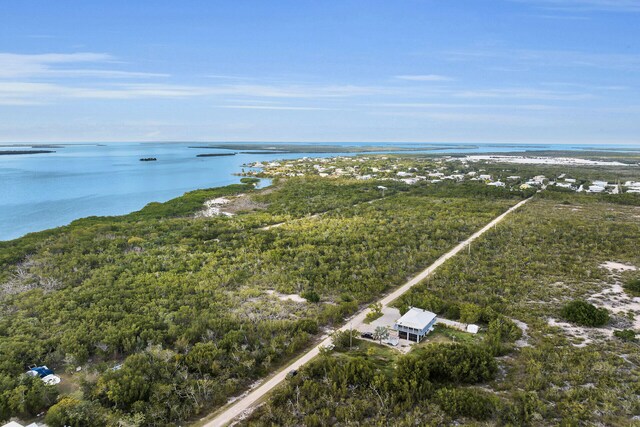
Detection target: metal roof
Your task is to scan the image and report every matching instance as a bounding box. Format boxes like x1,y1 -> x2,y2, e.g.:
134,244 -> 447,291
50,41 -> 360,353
395,307 -> 437,330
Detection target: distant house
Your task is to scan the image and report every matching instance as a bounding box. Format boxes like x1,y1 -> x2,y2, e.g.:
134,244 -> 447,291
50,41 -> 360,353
555,182 -> 574,189
394,307 -> 437,342
2,422 -> 42,427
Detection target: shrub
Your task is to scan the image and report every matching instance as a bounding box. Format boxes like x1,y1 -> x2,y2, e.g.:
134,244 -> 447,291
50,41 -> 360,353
45,397 -> 107,427
435,387 -> 500,420
487,317 -> 522,343
411,343 -> 497,384
459,303 -> 483,323
301,290 -> 320,303
240,177 -> 260,185
624,278 -> 640,295
560,300 -> 609,327
365,302 -> 383,323
332,330 -> 356,351
613,329 -> 637,342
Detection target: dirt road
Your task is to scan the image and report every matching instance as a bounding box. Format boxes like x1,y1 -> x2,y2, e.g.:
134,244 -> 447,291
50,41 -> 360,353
204,197 -> 530,426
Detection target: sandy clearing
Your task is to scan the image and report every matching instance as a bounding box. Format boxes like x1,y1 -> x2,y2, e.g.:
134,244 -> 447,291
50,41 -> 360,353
196,198 -> 235,218
511,318 -> 531,348
265,290 -> 307,303
600,261 -> 638,272
463,155 -> 627,166
547,318 -> 601,347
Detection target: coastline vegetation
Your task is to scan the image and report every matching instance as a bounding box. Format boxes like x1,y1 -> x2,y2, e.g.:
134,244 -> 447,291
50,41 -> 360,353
0,176 -> 523,425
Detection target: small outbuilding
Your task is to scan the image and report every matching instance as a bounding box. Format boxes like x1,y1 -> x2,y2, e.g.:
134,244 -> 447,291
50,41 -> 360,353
394,307 -> 437,342
466,324 -> 480,334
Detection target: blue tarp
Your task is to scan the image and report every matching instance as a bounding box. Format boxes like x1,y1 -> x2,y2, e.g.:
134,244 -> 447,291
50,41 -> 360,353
30,366 -> 54,378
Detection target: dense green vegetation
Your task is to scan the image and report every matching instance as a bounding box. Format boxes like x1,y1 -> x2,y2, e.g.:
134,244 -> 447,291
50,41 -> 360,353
561,300 -> 610,327
624,277 -> 640,295
0,177 -> 521,425
248,195 -> 640,426
245,339 -> 532,426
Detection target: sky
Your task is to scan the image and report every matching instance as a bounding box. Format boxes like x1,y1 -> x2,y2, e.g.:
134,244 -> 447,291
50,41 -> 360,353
0,0 -> 638,144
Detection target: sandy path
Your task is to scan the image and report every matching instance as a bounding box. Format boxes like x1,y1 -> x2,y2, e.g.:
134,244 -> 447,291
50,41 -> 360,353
204,197 -> 531,426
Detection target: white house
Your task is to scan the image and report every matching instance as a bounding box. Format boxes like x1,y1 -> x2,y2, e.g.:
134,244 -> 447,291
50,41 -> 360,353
2,422 -> 42,427
394,307 -> 437,342
588,185 -> 606,193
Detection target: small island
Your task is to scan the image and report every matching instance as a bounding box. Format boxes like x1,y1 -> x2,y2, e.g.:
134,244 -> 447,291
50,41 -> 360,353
0,150 -> 55,155
139,157 -> 157,162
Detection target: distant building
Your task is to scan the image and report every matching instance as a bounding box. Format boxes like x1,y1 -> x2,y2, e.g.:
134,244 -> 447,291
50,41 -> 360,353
466,324 -> 480,334
555,182 -> 574,189
394,307 -> 437,342
2,422 -> 42,427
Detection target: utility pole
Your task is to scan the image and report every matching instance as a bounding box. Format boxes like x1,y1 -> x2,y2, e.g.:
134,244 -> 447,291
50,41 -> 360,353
349,322 -> 353,350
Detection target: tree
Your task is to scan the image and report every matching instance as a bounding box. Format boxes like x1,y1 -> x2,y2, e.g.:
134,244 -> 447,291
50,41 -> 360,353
45,396 -> 107,427
459,303 -> 482,323
332,330 -> 356,351
365,302 -> 383,323
373,326 -> 389,344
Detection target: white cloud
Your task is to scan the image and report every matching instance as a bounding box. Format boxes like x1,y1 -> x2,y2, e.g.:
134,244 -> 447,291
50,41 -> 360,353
221,105 -> 335,111
395,74 -> 453,82
371,110 -> 546,126
366,102 -> 558,111
0,81 -> 392,105
446,48 -> 640,70
514,0 -> 640,12
0,52 -> 167,79
454,87 -> 593,101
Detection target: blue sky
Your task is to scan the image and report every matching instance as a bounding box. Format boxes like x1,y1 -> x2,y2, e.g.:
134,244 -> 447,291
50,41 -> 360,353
0,0 -> 638,144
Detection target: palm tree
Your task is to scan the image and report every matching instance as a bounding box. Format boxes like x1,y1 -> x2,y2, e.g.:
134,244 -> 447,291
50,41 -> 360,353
373,326 -> 389,345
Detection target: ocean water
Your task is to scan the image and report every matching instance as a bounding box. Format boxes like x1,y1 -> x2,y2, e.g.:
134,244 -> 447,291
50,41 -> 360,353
0,142 -> 635,241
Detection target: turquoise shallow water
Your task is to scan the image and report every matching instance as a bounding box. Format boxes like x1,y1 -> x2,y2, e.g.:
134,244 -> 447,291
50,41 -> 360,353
0,142 -> 636,241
